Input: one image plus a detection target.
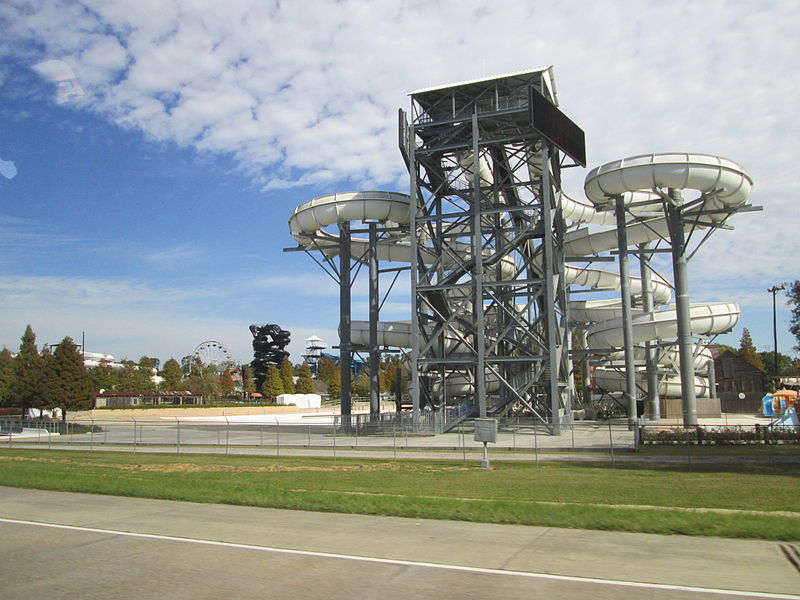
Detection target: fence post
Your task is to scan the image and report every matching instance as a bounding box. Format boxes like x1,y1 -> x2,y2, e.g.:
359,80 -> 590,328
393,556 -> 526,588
275,418 -> 280,457
225,417 -> 230,455
460,421 -> 466,463
175,417 -> 180,453
132,417 -> 137,454
608,419 -> 614,467
533,419 -> 539,466
686,427 -> 692,470
392,422 -> 397,461
571,418 -> 576,451
333,420 -> 337,461
90,418 -> 95,452
308,425 -> 311,448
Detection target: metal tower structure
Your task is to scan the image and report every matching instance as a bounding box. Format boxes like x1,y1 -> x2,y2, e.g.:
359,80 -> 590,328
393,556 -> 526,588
400,68 -> 584,431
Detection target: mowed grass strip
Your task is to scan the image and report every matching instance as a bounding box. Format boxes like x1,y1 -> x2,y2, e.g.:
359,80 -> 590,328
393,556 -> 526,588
0,449 -> 797,541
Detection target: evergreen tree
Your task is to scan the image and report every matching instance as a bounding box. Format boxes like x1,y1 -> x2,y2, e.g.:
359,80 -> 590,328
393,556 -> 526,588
295,362 -> 314,394
138,356 -> 160,371
134,356 -> 157,391
327,366 -> 341,399
89,360 -> 116,392
263,364 -> 284,399
8,325 -> 44,416
161,358 -> 183,390
738,328 -> 765,370
220,368 -> 235,395
116,360 -> 139,390
42,337 -> 95,421
316,355 -> 336,385
0,348 -> 15,406
279,357 -> 295,394
241,364 -> 256,394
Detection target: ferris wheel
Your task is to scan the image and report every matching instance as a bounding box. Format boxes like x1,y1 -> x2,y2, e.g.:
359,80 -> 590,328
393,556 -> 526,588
192,340 -> 235,371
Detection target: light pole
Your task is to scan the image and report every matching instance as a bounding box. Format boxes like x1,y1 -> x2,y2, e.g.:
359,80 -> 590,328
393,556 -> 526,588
767,284 -> 785,378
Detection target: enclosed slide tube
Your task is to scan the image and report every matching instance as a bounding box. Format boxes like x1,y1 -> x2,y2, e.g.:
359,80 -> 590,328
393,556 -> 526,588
289,153 -> 751,403
576,153 -> 752,399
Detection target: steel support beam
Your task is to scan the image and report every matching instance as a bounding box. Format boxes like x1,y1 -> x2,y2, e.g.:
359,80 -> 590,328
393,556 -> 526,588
472,112 -> 487,418
615,196 -> 638,427
408,121 -> 421,426
639,242 -> 661,420
666,190 -> 697,426
338,220 -> 352,430
707,346 -> 717,401
542,145 -> 562,434
368,221 -> 380,420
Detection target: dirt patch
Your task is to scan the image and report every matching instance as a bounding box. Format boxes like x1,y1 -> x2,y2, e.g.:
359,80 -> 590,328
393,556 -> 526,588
0,454 -> 469,474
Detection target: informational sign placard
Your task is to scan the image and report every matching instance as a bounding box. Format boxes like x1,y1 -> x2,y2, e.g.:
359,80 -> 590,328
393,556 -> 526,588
474,418 -> 498,443
529,87 -> 587,167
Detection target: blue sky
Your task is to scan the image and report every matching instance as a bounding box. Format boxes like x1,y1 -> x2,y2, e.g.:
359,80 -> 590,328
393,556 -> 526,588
0,0 -> 798,366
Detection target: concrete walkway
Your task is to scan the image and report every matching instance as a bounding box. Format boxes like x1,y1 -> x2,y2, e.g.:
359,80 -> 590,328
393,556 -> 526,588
1,487 -> 798,599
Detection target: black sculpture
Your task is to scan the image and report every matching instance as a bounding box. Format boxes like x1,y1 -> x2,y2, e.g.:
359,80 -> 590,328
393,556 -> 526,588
249,324 -> 291,393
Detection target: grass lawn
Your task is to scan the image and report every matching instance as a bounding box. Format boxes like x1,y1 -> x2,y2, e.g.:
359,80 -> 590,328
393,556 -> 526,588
1,448 -> 798,541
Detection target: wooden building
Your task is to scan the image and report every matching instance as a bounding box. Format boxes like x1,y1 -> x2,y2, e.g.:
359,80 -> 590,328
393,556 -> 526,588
713,348 -> 767,414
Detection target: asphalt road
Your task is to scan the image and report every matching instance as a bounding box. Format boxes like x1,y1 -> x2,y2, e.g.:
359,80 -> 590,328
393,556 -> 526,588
1,487 -> 798,599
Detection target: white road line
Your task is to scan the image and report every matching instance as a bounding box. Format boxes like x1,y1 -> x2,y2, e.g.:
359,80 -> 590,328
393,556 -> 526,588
1,517 -> 797,599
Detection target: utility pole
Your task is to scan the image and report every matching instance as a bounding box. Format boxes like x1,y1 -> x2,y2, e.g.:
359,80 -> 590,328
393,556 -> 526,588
767,284 -> 785,378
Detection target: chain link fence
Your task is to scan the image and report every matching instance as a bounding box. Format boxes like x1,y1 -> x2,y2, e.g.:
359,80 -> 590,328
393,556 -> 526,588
1,417 -> 797,464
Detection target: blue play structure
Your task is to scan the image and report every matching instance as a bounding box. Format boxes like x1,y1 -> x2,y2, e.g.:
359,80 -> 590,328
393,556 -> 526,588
772,406 -> 799,427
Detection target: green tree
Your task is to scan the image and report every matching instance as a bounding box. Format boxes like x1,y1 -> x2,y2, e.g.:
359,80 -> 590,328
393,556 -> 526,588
42,337 -> 95,421
353,368 -> 370,397
220,368 -> 235,396
327,366 -> 341,399
279,357 -> 295,394
738,328 -> 765,371
788,281 -> 800,352
381,356 -> 407,395
161,358 -> 183,390
262,364 -> 284,399
759,351 -> 794,377
116,360 -> 139,390
138,356 -> 160,371
295,362 -> 314,394
241,364 -> 255,395
7,325 -> 45,416
316,355 -> 336,385
134,356 -> 157,391
89,360 -> 116,392
180,355 -> 194,376
0,347 -> 15,405
186,363 -> 221,400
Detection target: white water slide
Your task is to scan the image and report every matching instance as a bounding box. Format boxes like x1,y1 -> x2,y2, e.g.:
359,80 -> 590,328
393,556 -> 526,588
289,152 -> 752,400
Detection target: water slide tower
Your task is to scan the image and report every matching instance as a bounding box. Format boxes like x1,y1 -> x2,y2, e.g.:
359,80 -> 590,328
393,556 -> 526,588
400,67 -> 581,432
303,335 -> 326,375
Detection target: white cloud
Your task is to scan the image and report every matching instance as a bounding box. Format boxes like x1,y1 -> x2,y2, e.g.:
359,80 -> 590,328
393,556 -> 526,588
1,0 -> 798,358
144,244 -> 206,268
